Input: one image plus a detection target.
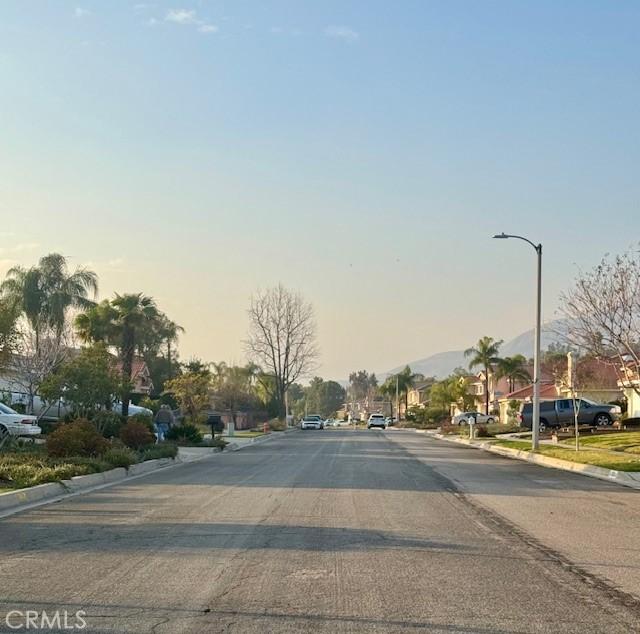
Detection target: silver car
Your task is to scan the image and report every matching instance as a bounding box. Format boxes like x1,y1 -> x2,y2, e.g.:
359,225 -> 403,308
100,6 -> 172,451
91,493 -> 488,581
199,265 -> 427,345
452,411 -> 496,425
0,402 -> 42,440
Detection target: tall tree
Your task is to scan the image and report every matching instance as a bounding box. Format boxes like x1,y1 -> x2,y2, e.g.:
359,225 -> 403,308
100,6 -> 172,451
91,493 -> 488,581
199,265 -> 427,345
464,336 -> 503,414
495,355 -> 531,393
246,284 -> 319,419
76,293 -> 160,417
1,253 -> 97,350
305,377 -> 346,417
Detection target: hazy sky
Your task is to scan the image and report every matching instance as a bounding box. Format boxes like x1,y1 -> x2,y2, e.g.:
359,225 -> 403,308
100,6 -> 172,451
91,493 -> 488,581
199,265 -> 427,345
1,1 -> 638,380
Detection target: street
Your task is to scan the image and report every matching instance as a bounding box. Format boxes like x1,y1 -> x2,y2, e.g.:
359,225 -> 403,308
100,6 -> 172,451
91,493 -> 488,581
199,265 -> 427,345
1,430 -> 640,633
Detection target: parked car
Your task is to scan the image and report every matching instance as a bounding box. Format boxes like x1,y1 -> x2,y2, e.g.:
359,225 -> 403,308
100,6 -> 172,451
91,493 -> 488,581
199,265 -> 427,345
385,417 -> 394,426
367,414 -> 387,429
0,402 -> 42,440
301,415 -> 324,430
7,392 -> 152,420
518,398 -> 621,431
452,411 -> 496,425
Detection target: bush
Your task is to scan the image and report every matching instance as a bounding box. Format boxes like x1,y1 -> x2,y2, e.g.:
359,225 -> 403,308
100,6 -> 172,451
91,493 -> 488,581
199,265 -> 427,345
139,397 -> 160,415
209,436 -> 228,450
47,419 -> 109,458
129,412 -> 154,432
120,420 -> 155,450
93,411 -> 124,438
0,453 -> 107,489
166,423 -> 203,445
141,443 -> 178,461
266,418 -> 286,431
102,446 -> 137,469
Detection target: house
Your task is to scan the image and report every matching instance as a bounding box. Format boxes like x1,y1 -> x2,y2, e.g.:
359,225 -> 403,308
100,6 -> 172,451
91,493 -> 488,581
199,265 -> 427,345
406,378 -> 436,408
618,360 -> 640,420
113,357 -> 154,396
457,368 -> 532,417
497,382 -> 558,425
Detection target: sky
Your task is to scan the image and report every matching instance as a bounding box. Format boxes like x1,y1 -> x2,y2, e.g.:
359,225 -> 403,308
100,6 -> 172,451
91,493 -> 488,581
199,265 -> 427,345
1,1 -> 639,380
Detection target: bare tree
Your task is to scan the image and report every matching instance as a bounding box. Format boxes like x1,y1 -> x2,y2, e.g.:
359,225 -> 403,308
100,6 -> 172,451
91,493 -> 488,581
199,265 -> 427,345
559,249 -> 640,398
246,284 -> 319,419
10,322 -> 69,414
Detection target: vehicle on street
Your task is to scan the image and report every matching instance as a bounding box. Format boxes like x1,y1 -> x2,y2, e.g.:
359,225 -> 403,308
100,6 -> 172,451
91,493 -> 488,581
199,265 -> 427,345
385,417 -> 394,426
0,402 -> 42,440
518,398 -> 621,431
452,411 -> 496,425
367,414 -> 387,429
301,415 -> 324,430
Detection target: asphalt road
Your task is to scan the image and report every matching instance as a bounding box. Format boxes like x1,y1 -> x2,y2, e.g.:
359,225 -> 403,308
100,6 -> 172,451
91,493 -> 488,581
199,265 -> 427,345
1,429 -> 639,633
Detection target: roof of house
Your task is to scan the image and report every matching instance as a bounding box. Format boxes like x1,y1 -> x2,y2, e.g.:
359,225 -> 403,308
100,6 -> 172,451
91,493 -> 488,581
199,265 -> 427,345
113,356 -> 150,379
502,382 -> 558,401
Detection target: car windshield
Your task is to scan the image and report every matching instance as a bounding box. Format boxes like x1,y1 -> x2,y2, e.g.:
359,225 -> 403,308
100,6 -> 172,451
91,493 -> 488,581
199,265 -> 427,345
0,403 -> 17,415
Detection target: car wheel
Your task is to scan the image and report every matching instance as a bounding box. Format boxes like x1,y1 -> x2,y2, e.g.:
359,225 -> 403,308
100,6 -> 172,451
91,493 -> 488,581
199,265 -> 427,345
0,425 -> 9,445
594,413 -> 611,427
486,418 -> 494,424
539,419 -> 547,432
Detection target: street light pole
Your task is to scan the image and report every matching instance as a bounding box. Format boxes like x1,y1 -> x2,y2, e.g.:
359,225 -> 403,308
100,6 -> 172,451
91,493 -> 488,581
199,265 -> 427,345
493,233 -> 542,451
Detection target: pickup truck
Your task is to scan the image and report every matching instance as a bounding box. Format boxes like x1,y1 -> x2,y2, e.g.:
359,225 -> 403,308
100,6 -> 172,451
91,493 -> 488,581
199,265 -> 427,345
518,398 -> 621,431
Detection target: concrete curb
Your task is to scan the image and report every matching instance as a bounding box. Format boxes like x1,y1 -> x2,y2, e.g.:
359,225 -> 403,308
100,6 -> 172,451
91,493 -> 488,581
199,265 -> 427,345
431,432 -> 640,490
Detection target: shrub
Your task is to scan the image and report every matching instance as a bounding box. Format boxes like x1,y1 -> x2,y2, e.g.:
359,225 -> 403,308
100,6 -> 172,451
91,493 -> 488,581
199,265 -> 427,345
209,436 -> 227,450
166,423 -> 203,445
139,397 -> 160,415
46,419 -> 108,458
0,453 -> 107,489
266,418 -> 285,431
129,412 -> 154,432
93,411 -> 124,438
141,443 -> 178,461
120,420 -> 155,450
102,446 -> 137,469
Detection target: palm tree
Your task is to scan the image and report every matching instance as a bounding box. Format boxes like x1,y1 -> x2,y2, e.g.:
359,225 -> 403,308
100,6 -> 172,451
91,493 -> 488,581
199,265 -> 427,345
495,355 -> 531,393
76,294 -> 159,417
464,336 -> 503,415
1,253 -> 97,350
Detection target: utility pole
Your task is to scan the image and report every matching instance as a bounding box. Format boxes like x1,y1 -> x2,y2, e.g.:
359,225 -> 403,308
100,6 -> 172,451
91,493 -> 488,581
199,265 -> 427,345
396,374 -> 400,423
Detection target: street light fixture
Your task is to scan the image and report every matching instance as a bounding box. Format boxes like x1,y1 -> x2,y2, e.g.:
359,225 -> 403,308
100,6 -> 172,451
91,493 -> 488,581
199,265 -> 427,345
493,232 -> 542,451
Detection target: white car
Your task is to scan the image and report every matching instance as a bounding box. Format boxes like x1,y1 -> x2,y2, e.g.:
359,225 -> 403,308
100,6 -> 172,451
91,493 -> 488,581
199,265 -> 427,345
301,415 -> 324,430
367,414 -> 387,429
452,411 -> 496,425
0,403 -> 42,440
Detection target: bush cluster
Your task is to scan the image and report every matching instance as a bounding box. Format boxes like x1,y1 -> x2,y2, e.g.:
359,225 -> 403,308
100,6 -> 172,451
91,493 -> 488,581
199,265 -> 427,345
46,420 -> 108,458
166,423 -> 203,445
119,420 -> 155,449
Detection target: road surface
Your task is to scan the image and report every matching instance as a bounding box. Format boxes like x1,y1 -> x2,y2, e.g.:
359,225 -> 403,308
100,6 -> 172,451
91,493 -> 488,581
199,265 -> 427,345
1,429 -> 639,633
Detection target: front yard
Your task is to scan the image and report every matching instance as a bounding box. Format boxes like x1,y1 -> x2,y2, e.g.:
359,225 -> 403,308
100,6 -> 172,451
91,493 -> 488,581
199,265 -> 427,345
494,439 -> 640,472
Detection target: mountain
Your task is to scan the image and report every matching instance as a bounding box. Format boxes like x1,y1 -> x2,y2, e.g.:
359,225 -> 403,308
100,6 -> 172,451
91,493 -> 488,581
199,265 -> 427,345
387,320 -> 567,379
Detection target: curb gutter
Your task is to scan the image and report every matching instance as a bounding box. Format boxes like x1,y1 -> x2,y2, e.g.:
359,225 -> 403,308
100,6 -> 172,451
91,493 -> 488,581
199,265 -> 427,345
226,427 -> 299,451
431,432 -> 640,491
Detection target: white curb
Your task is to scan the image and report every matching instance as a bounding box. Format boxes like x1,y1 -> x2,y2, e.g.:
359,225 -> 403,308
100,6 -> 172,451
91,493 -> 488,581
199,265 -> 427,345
431,432 -> 640,490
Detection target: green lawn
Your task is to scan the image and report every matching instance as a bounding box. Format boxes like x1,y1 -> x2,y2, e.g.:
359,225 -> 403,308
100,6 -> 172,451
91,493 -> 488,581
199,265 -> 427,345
569,432 -> 640,454
494,440 -> 640,472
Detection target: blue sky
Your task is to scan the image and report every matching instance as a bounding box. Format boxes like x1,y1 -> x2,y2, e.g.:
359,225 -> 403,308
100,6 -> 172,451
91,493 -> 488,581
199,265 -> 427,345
1,1 -> 639,378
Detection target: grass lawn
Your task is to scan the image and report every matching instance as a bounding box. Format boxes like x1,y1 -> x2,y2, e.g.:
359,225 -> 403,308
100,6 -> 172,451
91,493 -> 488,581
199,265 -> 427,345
570,431 -> 640,454
494,440 -> 640,472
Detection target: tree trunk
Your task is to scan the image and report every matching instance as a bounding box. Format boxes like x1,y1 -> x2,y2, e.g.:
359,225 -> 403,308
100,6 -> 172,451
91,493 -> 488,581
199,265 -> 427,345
121,326 -> 134,418
484,366 -> 490,415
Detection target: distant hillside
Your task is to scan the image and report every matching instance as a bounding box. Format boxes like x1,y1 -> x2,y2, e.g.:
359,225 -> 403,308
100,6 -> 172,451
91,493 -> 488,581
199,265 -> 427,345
387,321 -> 567,379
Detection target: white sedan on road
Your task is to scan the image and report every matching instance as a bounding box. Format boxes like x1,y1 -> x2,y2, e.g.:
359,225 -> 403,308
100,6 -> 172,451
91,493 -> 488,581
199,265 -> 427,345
0,402 -> 42,440
452,411 -> 496,425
